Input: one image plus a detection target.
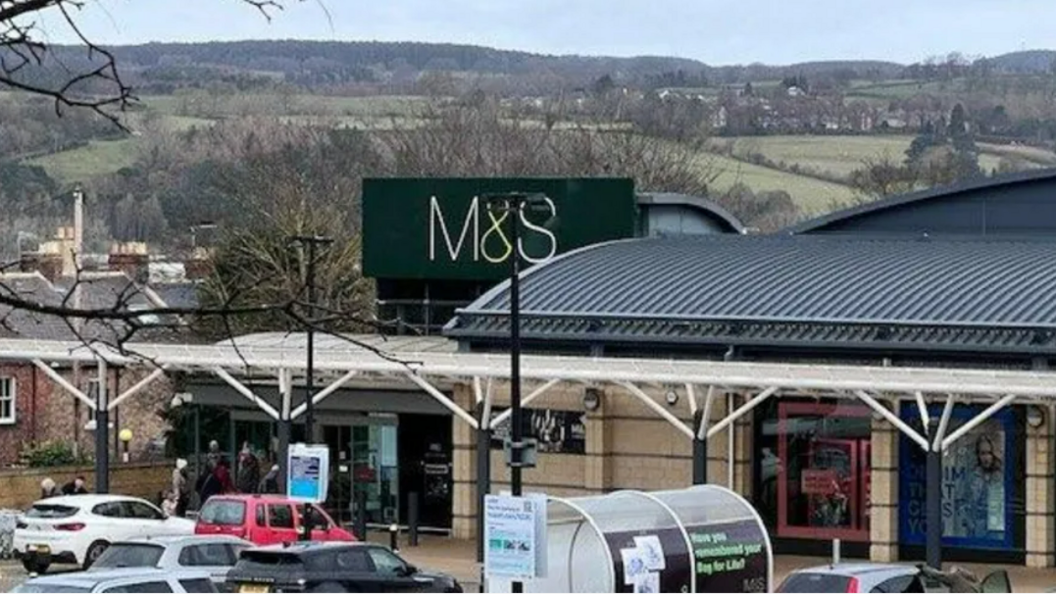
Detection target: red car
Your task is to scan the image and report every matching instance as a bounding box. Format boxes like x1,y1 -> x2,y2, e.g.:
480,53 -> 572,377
194,495 -> 355,546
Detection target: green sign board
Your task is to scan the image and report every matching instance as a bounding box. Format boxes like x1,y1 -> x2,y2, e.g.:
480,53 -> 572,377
362,177 -> 637,281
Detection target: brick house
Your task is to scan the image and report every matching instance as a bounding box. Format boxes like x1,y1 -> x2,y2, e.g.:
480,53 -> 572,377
0,236 -> 201,468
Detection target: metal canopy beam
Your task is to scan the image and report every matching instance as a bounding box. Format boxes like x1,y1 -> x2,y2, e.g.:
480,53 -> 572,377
404,372 -> 479,429
33,358 -> 95,410
941,394 -> 1017,451
107,367 -> 167,411
855,389 -> 930,451
619,381 -> 694,440
213,367 -> 280,420
290,370 -> 358,420
707,387 -> 777,439
490,379 -> 561,430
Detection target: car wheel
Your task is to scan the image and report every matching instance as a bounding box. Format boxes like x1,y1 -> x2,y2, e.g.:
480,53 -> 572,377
21,558 -> 49,574
83,540 -> 109,569
309,582 -> 348,593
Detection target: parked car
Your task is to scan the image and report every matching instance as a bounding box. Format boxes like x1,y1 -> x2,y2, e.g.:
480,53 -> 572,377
776,563 -> 1011,593
195,495 -> 354,546
11,567 -> 219,593
13,495 -> 196,573
226,542 -> 463,593
88,535 -> 253,591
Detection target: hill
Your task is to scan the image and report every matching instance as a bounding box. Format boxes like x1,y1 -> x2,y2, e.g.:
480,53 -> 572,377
980,50 -> 1056,73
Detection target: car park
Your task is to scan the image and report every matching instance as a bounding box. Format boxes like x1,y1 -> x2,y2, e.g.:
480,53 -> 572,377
88,535 -> 253,591
226,542 -> 462,593
13,495 -> 196,573
195,495 -> 354,546
10,567 -> 219,593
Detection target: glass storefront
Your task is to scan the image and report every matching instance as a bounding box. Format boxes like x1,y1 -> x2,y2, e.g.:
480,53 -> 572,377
754,399 -> 872,550
898,403 -> 1025,562
323,417 -> 400,526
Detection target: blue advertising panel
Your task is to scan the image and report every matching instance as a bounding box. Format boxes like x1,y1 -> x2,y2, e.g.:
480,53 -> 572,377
898,404 -> 1015,550
287,443 -> 330,504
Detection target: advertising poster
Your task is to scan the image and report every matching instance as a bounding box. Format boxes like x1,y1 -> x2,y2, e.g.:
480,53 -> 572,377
491,407 -> 586,454
686,519 -> 769,593
898,404 -> 1015,550
484,494 -> 547,580
603,528 -> 690,594
287,443 -> 330,503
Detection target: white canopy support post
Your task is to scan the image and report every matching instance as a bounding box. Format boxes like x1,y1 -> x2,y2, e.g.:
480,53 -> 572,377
474,376 -> 483,405
291,370 -> 358,420
933,394 -> 957,451
490,379 -> 561,430
108,366 -> 167,411
941,394 -> 1017,452
915,391 -> 930,437
619,381 -> 695,440
707,387 -> 778,439
687,384 -> 698,415
727,393 -> 735,489
404,372 -> 479,430
482,378 -> 494,428
697,387 -> 715,441
214,367 -> 280,420
854,390 -> 930,452
33,358 -> 95,410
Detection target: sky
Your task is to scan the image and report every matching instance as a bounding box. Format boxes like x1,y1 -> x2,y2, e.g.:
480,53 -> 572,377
32,0 -> 1056,65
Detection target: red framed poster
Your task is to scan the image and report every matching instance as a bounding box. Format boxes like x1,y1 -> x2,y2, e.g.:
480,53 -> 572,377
776,401 -> 871,542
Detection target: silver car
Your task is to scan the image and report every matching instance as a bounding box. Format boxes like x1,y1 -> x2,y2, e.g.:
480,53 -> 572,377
777,563 -> 1011,593
11,567 -> 218,593
87,535 -> 252,591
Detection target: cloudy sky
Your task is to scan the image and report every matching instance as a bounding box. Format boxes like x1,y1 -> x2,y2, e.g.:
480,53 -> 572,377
37,0 -> 1055,65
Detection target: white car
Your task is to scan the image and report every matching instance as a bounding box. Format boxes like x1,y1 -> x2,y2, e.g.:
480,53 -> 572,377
14,495 -> 196,573
88,535 -> 252,591
11,567 -> 218,593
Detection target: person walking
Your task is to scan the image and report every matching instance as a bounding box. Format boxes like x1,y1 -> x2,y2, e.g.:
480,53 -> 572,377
61,476 -> 88,495
258,464 -> 280,494
40,478 -> 60,499
172,459 -> 192,517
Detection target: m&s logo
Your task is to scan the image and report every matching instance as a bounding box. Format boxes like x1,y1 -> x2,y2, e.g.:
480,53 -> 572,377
428,196 -> 558,264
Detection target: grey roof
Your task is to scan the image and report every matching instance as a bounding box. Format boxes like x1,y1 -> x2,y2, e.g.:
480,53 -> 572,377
787,167 -> 1056,234
219,331 -> 457,354
445,235 -> 1056,354
636,192 -> 745,233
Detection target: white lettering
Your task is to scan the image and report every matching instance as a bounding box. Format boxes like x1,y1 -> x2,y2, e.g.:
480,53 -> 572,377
429,196 -> 479,262
518,196 -> 558,264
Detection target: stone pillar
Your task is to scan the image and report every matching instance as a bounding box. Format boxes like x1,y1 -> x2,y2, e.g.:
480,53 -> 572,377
1026,404 -> 1055,568
584,390 -> 609,492
733,393 -> 754,498
451,383 -> 477,540
706,393 -> 729,484
870,400 -> 899,563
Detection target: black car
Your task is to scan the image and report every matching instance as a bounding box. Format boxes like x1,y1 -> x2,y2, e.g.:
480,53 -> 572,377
226,542 -> 463,593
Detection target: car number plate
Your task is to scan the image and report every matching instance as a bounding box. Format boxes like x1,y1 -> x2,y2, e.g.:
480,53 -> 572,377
238,585 -> 270,594
26,545 -> 50,555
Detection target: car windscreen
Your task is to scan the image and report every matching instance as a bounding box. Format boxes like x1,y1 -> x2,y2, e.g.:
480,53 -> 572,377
198,500 -> 245,526
90,543 -> 165,569
24,504 -> 79,519
11,584 -> 91,593
234,551 -> 304,574
778,572 -> 854,593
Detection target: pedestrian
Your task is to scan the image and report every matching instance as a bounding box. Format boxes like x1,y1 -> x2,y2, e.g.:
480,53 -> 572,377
40,478 -> 60,499
161,490 -> 178,518
205,440 -> 222,471
236,443 -> 260,495
173,458 -> 192,517
258,464 -> 280,494
199,457 -> 236,504
61,475 -> 88,495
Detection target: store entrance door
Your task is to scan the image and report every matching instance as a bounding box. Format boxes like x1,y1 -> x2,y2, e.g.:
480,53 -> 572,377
398,414 -> 452,530
322,415 -> 399,527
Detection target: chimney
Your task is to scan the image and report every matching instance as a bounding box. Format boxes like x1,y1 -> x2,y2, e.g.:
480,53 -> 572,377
19,252 -> 63,282
108,242 -> 150,284
184,247 -> 215,281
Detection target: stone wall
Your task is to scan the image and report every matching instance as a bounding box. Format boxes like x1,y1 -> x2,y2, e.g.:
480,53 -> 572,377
0,461 -> 173,510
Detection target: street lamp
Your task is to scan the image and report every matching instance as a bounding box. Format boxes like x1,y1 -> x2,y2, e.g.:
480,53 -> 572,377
119,429 -> 133,463
483,192 -> 549,594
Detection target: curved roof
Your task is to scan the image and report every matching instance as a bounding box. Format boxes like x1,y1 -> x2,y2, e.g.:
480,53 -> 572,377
788,168 -> 1056,235
636,192 -> 745,234
445,235 -> 1056,354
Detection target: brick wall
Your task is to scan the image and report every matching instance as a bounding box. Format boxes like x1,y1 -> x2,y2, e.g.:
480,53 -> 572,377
0,461 -> 173,510
0,363 -> 174,468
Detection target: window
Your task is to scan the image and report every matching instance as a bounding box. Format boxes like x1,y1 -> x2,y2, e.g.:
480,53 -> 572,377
871,575 -> 925,593
199,500 -> 245,526
307,549 -> 370,572
267,505 -> 294,529
255,505 -> 266,527
123,501 -> 164,521
366,548 -> 407,575
0,377 -> 15,424
177,579 -> 214,594
102,581 -> 173,593
92,502 -> 126,518
91,543 -> 164,569
179,543 -> 235,567
25,504 -> 78,519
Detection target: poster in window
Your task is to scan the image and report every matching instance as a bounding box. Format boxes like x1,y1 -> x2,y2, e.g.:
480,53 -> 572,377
490,407 -> 586,454
898,404 -> 1014,549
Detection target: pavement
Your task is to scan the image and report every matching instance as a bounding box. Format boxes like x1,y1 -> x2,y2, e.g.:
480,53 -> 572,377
4,535 -> 1056,592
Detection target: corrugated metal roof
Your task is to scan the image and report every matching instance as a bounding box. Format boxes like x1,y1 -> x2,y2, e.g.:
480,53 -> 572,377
445,235 -> 1056,353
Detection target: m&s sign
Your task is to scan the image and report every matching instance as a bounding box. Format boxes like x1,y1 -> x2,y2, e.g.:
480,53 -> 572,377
362,177 -> 636,281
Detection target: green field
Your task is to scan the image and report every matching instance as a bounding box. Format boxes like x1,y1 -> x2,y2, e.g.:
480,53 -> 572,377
140,93 -> 428,119
698,151 -> 857,213
27,138 -> 140,183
